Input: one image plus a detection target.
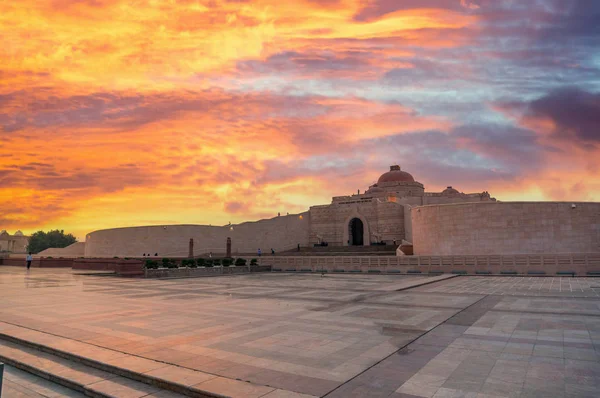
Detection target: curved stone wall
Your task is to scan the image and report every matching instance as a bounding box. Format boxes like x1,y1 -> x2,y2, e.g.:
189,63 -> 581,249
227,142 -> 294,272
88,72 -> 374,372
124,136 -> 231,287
412,202 -> 600,255
84,212 -> 310,258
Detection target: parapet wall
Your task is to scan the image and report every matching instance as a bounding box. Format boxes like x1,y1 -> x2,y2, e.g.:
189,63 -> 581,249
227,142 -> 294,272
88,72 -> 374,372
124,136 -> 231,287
0,257 -> 74,268
411,202 -> 600,255
84,212 -> 310,258
261,253 -> 600,276
37,242 -> 85,257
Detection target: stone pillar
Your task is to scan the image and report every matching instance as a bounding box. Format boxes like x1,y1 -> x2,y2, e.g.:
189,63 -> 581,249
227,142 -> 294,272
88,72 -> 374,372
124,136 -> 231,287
226,237 -> 232,258
188,238 -> 194,258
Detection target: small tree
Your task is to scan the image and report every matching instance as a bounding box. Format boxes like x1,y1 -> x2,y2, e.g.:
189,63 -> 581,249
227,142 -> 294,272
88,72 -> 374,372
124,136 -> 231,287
235,258 -> 247,266
27,229 -> 77,254
250,258 -> 258,266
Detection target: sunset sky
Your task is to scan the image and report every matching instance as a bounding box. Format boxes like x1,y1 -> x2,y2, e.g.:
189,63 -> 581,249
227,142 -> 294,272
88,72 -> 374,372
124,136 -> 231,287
1,0 -> 599,239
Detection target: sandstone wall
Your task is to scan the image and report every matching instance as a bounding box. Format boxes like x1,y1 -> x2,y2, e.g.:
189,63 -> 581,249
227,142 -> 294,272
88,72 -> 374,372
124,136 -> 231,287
412,202 -> 600,255
0,235 -> 29,253
84,212 -> 310,258
37,242 -> 85,257
0,258 -> 73,268
261,253 -> 600,276
308,200 -> 405,245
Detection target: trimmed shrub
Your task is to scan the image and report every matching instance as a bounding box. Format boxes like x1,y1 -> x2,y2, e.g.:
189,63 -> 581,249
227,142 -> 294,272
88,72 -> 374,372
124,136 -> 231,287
222,258 -> 231,267
196,258 -> 206,267
145,260 -> 159,269
250,258 -> 258,266
162,258 -> 178,268
213,258 -> 221,266
189,259 -> 197,268
205,259 -> 213,267
235,258 -> 247,266
181,259 -> 191,267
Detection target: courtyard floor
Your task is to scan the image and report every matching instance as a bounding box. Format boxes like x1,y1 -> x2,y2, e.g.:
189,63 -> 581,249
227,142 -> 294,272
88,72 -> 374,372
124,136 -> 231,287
1,267 -> 599,397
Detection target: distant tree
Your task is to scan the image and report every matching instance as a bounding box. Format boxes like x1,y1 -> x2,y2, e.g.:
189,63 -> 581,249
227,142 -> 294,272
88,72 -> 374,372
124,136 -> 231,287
27,229 -> 77,254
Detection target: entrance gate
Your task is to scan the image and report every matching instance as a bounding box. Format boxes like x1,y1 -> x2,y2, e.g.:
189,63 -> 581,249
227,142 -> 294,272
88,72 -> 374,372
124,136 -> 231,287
349,218 -> 364,246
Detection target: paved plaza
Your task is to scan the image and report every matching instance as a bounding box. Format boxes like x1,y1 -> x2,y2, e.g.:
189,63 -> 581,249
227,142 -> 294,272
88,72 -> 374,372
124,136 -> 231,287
1,268 -> 600,397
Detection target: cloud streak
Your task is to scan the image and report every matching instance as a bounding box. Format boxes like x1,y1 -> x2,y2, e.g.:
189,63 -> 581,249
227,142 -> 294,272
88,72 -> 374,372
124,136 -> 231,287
0,0 -> 598,237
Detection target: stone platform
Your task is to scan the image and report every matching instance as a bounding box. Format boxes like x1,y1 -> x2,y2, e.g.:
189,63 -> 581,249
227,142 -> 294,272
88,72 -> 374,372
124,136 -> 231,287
1,267 -> 599,397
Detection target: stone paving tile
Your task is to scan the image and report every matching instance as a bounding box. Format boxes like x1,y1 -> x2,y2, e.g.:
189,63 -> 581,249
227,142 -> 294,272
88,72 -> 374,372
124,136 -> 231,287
143,364 -> 217,386
2,268 -> 600,398
192,376 -> 275,398
86,376 -> 162,398
103,354 -> 169,373
413,276 -> 600,297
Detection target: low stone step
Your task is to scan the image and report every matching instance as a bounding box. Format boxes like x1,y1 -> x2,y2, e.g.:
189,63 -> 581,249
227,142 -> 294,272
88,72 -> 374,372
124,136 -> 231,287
273,252 -> 396,256
0,339 -> 186,398
0,322 -> 315,398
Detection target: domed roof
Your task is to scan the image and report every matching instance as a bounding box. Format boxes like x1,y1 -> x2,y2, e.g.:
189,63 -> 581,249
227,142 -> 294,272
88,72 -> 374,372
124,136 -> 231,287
442,186 -> 459,195
377,165 -> 415,184
366,184 -> 384,194
14,230 -> 24,236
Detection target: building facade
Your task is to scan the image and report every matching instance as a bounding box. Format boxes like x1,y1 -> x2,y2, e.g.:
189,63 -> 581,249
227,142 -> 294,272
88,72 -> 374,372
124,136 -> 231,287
308,165 -> 495,246
7,166 -> 600,258
0,230 -> 29,253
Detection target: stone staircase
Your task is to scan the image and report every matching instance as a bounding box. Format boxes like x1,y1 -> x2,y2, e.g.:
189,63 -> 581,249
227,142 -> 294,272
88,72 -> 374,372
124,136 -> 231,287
0,323 -> 309,398
274,245 -> 398,256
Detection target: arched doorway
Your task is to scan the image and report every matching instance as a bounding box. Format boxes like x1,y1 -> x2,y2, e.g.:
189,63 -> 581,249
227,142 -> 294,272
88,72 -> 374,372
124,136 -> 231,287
349,218 -> 364,246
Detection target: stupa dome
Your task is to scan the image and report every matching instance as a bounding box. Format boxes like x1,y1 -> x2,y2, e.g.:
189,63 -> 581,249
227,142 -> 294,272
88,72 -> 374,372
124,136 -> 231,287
442,186 -> 459,195
366,184 -> 384,194
377,165 -> 415,183
14,230 -> 24,236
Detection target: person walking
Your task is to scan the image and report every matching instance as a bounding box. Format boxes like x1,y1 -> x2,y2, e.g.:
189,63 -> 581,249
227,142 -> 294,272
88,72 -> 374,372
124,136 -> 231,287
26,252 -> 32,270
258,248 -> 262,257
271,248 -> 275,255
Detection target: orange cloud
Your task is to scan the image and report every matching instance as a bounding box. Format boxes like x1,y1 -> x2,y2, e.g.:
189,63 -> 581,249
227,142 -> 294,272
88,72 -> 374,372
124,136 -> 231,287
1,0 -> 597,238
0,86 -> 448,237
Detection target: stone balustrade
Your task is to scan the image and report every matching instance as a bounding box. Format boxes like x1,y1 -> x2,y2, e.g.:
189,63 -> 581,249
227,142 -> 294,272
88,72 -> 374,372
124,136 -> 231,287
260,253 -> 600,276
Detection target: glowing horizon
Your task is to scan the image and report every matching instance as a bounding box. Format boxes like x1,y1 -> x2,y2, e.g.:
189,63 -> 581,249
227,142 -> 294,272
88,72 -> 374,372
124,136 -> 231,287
1,0 -> 599,240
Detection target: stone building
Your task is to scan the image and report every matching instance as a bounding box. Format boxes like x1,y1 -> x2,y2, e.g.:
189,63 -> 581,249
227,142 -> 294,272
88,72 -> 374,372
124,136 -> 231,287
6,165 -> 599,258
308,165 -> 495,246
0,230 -> 29,253
82,165 -> 524,258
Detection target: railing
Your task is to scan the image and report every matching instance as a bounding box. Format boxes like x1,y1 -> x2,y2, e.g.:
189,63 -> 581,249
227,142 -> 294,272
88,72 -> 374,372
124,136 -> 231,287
155,243 -> 306,258
259,253 -> 600,276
